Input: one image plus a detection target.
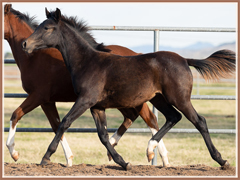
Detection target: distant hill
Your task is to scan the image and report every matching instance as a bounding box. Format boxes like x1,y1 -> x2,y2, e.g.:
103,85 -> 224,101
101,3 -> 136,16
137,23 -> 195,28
131,41 -> 236,59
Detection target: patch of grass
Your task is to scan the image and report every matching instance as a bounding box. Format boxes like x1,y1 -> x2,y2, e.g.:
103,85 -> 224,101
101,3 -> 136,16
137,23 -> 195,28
3,132 -> 236,167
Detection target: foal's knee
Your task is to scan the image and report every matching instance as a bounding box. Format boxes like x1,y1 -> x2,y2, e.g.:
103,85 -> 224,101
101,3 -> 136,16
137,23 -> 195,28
60,117 -> 73,132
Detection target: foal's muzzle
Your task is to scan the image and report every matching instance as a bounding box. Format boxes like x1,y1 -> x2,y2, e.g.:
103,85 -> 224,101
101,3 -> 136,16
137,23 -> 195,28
22,41 -> 27,49
22,40 -> 33,54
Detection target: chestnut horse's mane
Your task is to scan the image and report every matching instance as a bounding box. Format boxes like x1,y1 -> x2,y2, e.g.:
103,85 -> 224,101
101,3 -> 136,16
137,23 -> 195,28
9,7 -> 110,52
9,7 -> 39,30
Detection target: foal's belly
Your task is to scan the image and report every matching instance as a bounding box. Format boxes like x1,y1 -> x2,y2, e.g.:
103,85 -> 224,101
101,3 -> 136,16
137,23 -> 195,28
97,88 -> 158,109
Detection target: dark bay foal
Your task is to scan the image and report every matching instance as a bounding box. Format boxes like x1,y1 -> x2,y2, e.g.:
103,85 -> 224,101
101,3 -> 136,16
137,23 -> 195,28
22,8 -> 235,170
4,4 -> 169,167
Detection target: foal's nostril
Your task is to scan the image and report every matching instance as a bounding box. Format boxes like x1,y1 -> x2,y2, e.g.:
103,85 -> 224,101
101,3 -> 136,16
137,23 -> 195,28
22,41 -> 27,49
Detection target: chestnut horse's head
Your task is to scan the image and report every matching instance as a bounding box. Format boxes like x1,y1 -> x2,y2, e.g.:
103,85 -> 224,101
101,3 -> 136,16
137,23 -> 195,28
22,8 -> 62,54
4,4 -> 38,42
4,4 -> 12,40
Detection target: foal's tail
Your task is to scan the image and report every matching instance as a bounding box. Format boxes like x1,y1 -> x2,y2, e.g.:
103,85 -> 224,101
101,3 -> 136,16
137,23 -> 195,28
186,49 -> 236,81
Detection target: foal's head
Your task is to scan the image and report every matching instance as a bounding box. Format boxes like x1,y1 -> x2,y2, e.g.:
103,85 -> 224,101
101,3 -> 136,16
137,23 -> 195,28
22,8 -> 62,53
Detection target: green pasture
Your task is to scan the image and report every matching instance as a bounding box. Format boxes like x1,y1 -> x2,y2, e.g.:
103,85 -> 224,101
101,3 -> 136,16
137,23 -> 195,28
3,65 -> 236,167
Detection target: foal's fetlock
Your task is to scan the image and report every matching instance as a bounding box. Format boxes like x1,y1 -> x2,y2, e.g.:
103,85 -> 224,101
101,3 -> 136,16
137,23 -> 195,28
221,161 -> 230,170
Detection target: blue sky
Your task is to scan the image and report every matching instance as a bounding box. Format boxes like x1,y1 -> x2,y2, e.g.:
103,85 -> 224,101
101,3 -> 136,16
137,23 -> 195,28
3,2 -> 237,54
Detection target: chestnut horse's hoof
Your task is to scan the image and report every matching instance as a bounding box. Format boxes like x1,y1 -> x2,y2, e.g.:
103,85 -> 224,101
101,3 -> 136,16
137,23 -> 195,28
221,161 -> 230,170
107,152 -> 113,161
40,158 -> 51,166
125,162 -> 132,171
12,151 -> 19,162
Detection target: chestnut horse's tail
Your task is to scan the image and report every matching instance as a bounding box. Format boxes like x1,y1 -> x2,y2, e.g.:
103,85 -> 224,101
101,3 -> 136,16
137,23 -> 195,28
186,49 -> 236,81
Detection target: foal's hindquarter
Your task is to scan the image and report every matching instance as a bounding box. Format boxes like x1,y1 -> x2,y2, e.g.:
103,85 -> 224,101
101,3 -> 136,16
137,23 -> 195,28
95,53 -> 184,108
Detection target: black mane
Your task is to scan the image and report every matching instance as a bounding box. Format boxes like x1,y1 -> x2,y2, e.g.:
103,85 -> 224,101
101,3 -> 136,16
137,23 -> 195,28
48,10 -> 111,52
10,7 -> 39,30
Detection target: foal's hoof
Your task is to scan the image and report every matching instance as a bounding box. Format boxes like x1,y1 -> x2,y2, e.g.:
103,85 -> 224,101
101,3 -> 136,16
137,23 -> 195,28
40,158 -> 51,166
12,151 -> 19,162
221,161 -> 230,170
147,152 -> 155,162
125,162 -> 132,171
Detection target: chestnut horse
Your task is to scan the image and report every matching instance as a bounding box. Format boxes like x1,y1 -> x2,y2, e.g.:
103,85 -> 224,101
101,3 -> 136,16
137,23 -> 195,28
22,8 -> 235,170
4,4 -> 170,167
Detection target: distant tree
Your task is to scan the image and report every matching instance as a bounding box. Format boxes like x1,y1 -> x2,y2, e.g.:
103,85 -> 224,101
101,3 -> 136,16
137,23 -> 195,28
4,52 -> 13,59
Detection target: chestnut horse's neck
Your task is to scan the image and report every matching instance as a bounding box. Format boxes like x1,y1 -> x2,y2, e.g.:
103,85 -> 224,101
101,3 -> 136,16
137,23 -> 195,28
5,13 -> 34,69
58,22 -> 99,72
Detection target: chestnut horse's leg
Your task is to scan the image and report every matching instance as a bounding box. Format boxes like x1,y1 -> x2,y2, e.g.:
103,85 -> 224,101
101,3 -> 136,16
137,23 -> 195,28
6,94 -> 43,161
41,102 -> 73,167
91,108 -> 131,170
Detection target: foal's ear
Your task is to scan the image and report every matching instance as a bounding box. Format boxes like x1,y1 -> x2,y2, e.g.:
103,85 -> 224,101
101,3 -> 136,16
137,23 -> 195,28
54,8 -> 61,22
4,4 -> 12,14
45,8 -> 50,18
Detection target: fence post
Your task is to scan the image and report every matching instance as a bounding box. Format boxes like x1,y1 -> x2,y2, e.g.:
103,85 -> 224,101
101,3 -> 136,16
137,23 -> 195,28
151,30 -> 159,166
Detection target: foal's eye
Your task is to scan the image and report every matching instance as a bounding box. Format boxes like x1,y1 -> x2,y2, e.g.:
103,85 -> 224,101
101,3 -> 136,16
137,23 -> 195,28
44,27 -> 49,30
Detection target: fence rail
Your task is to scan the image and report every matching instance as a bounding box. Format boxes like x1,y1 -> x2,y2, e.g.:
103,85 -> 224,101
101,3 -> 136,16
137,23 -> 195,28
90,26 -> 236,32
3,128 -> 236,134
3,93 -> 236,100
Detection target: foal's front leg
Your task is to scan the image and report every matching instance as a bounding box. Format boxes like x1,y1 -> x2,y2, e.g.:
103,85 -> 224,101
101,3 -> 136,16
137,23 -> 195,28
40,96 -> 92,165
41,102 -> 73,167
90,108 -> 132,171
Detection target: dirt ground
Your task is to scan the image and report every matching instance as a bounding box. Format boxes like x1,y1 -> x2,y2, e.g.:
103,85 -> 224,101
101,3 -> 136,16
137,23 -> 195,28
4,162 -> 236,177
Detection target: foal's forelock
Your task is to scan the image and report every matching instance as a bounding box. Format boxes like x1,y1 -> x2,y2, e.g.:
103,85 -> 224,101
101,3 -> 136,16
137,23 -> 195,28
55,14 -> 111,52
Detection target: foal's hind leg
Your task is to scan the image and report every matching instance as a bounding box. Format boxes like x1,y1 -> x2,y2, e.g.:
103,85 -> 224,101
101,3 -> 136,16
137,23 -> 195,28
174,101 -> 229,169
107,107 -> 140,161
108,104 -> 170,167
108,116 -> 133,161
147,94 -> 182,162
41,102 -> 73,167
139,103 -> 170,167
91,108 -> 131,170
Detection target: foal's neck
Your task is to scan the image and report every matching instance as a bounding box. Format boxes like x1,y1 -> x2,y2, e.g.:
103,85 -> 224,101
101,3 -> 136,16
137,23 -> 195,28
58,22 -> 98,72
